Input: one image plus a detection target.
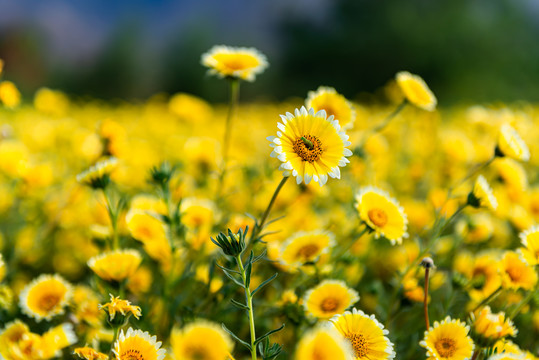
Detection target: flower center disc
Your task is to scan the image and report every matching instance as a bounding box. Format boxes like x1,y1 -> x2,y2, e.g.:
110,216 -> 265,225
293,135 -> 323,162
348,333 -> 368,358
121,349 -> 145,360
39,294 -> 60,312
296,244 -> 319,260
368,208 -> 388,227
320,297 -> 339,312
435,338 -> 456,358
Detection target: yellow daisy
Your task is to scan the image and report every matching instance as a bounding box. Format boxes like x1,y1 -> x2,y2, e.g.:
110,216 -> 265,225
501,251 -> 537,290
19,274 -> 72,322
496,124 -> 530,162
355,186 -> 408,245
330,308 -> 396,360
468,175 -> 498,211
269,107 -> 352,186
74,347 -> 109,360
295,327 -> 354,360
40,323 -> 78,359
306,86 -> 356,129
493,158 -> 528,193
471,306 -> 517,343
88,249 -> 142,282
303,280 -> 359,320
170,319 -> 234,360
201,45 -> 268,82
420,316 -> 474,360
395,71 -> 437,111
487,353 -> 526,360
99,294 -> 142,321
519,225 -> 539,266
113,327 -> 166,360
76,157 -> 119,188
0,81 -> 21,109
280,230 -> 335,269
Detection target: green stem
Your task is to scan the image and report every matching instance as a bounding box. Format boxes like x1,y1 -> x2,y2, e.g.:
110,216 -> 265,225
471,346 -> 482,360
447,156 -> 495,199
236,254 -> 257,360
334,225 -> 369,259
473,286 -> 503,313
102,188 -> 119,250
359,100 -> 407,148
110,326 -> 120,356
247,176 -> 289,252
509,289 -> 537,320
423,267 -> 430,330
217,79 -> 240,200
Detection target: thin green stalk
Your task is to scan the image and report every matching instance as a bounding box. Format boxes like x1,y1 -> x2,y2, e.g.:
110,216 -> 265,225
509,289 -> 537,320
236,254 -> 257,360
246,176 -> 289,252
447,156 -> 495,199
423,266 -> 431,330
334,225 -> 369,259
110,326 -> 120,356
359,100 -> 407,148
473,286 -> 503,313
102,188 -> 119,250
217,79 -> 240,200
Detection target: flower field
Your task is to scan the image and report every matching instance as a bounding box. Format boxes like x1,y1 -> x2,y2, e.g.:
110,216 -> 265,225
0,48 -> 538,360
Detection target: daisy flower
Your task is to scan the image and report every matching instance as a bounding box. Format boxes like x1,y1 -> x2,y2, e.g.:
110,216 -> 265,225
487,353 -> 526,360
19,274 -> 72,322
74,347 -> 109,360
280,230 -> 335,269
471,306 -> 517,343
303,280 -> 359,320
330,308 -> 396,360
99,294 -> 142,321
76,157 -> 118,189
40,323 -> 78,359
420,316 -> 474,360
306,86 -> 356,129
355,186 -> 408,245
518,225 -> 539,266
113,327 -> 166,360
468,175 -> 498,211
268,107 -> 352,186
295,327 -> 354,360
201,45 -> 268,82
171,319 -> 234,360
0,81 -> 21,109
395,71 -> 437,111
500,251 -> 537,290
496,124 -> 530,162
87,249 -> 142,282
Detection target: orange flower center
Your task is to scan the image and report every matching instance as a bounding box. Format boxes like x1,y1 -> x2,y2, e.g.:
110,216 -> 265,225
435,337 -> 456,358
121,349 -> 145,360
39,294 -> 60,312
320,297 -> 339,312
293,135 -> 323,162
506,266 -> 522,282
296,244 -> 320,260
347,332 -> 368,358
368,208 -> 388,227
184,345 -> 210,360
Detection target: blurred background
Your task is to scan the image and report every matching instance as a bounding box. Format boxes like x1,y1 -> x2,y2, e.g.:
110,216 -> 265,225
0,0 -> 538,104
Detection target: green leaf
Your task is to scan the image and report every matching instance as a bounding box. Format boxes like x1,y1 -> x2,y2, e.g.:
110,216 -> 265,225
215,262 -> 240,275
252,273 -> 278,296
254,323 -> 285,346
230,298 -> 249,311
245,251 -> 254,288
222,323 -> 251,350
221,268 -> 245,288
252,249 -> 267,264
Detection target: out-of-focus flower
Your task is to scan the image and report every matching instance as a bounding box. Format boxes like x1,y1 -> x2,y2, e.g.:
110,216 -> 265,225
496,124 -> 530,162
169,93 -> 213,123
99,294 -> 142,322
501,251 -> 537,290
34,88 -> 70,116
295,327 -> 354,360
420,317 -> 474,360
468,175 -> 498,211
279,230 -> 335,270
303,280 -> 359,320
113,328 -> 166,360
40,323 -> 78,358
171,320 -> 233,360
306,86 -> 356,129
471,306 -> 517,344
395,71 -> 437,111
519,225 -> 539,266
0,81 -> 21,108
330,308 -> 396,360
88,249 -> 142,282
201,45 -> 268,81
0,253 -> 5,282
355,186 -> 408,245
268,107 -> 352,186
76,157 -> 118,189
74,347 -> 109,360
19,274 -> 72,322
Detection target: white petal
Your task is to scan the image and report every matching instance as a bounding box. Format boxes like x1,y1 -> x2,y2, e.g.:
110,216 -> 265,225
266,136 -> 276,141
277,153 -> 287,161
304,173 -> 312,184
296,175 -> 303,184
343,148 -> 353,156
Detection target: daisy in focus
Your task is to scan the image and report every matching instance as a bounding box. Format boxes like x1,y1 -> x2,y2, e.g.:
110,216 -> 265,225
303,280 -> 359,320
170,319 -> 234,360
113,327 -> 166,360
295,327 -> 354,360
201,45 -> 268,82
355,186 -> 408,245
395,71 -> 437,111
306,86 -> 356,129
330,308 -> 396,360
19,274 -> 72,322
420,317 -> 474,360
268,107 -> 352,186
